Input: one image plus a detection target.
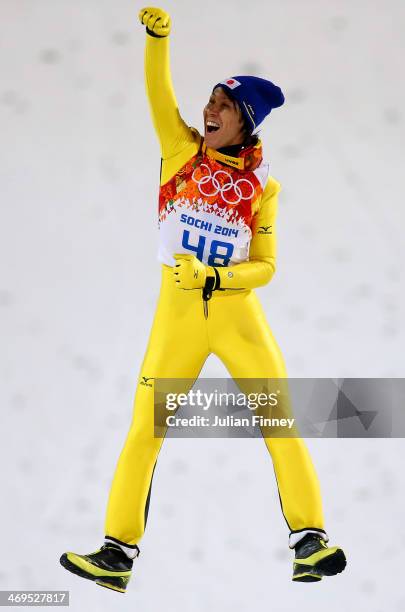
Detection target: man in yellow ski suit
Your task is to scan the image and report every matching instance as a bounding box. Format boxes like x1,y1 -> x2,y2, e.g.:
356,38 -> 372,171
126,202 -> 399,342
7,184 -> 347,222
106,6 -> 328,557
60,6 -> 346,592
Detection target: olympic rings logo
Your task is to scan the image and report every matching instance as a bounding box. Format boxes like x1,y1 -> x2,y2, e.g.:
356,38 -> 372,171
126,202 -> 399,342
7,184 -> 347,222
192,164 -> 255,205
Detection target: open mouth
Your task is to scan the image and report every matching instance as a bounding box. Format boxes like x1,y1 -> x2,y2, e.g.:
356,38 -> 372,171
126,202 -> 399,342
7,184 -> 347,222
206,120 -> 221,134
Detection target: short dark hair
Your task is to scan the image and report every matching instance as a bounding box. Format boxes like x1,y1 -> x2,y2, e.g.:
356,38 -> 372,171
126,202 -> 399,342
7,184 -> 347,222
222,89 -> 259,147
241,117 -> 259,147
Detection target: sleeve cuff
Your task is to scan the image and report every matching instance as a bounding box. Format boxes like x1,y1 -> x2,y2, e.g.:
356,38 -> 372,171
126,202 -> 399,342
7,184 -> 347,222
146,27 -> 168,38
213,267 -> 221,290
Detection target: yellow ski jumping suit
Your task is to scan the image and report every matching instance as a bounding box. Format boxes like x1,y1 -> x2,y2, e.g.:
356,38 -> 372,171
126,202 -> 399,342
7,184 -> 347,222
104,30 -> 328,553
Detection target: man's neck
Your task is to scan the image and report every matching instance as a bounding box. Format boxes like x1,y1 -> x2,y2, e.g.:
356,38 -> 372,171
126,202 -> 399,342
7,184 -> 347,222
216,143 -> 245,157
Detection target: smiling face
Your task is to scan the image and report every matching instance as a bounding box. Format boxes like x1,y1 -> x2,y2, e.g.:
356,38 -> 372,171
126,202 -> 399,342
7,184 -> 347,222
203,87 -> 246,150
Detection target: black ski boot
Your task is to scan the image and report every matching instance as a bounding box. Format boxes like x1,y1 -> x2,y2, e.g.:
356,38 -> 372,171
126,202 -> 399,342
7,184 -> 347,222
60,542 -> 139,593
292,533 -> 346,582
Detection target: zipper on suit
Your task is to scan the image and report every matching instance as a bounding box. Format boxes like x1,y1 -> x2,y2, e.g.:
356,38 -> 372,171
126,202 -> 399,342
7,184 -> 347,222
202,270 -> 219,319
202,287 -> 212,319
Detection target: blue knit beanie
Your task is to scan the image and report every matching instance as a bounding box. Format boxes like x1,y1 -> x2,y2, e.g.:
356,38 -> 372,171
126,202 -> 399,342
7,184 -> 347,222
213,76 -> 285,132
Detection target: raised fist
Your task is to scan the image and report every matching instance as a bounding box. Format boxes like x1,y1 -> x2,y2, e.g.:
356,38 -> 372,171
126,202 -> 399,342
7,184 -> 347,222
139,7 -> 171,37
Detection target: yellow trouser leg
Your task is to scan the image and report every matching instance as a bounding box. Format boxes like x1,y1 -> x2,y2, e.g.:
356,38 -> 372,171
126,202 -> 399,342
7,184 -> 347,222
209,288 -> 325,533
104,266 -> 209,546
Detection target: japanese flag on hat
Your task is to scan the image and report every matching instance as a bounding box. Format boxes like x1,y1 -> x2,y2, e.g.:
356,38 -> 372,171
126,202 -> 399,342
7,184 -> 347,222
220,78 -> 242,90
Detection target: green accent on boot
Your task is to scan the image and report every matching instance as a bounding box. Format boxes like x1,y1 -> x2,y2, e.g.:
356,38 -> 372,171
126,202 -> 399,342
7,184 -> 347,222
60,544 -> 134,593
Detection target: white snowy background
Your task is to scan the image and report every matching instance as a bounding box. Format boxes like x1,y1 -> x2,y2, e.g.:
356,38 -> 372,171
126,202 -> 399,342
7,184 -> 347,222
0,0 -> 404,610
